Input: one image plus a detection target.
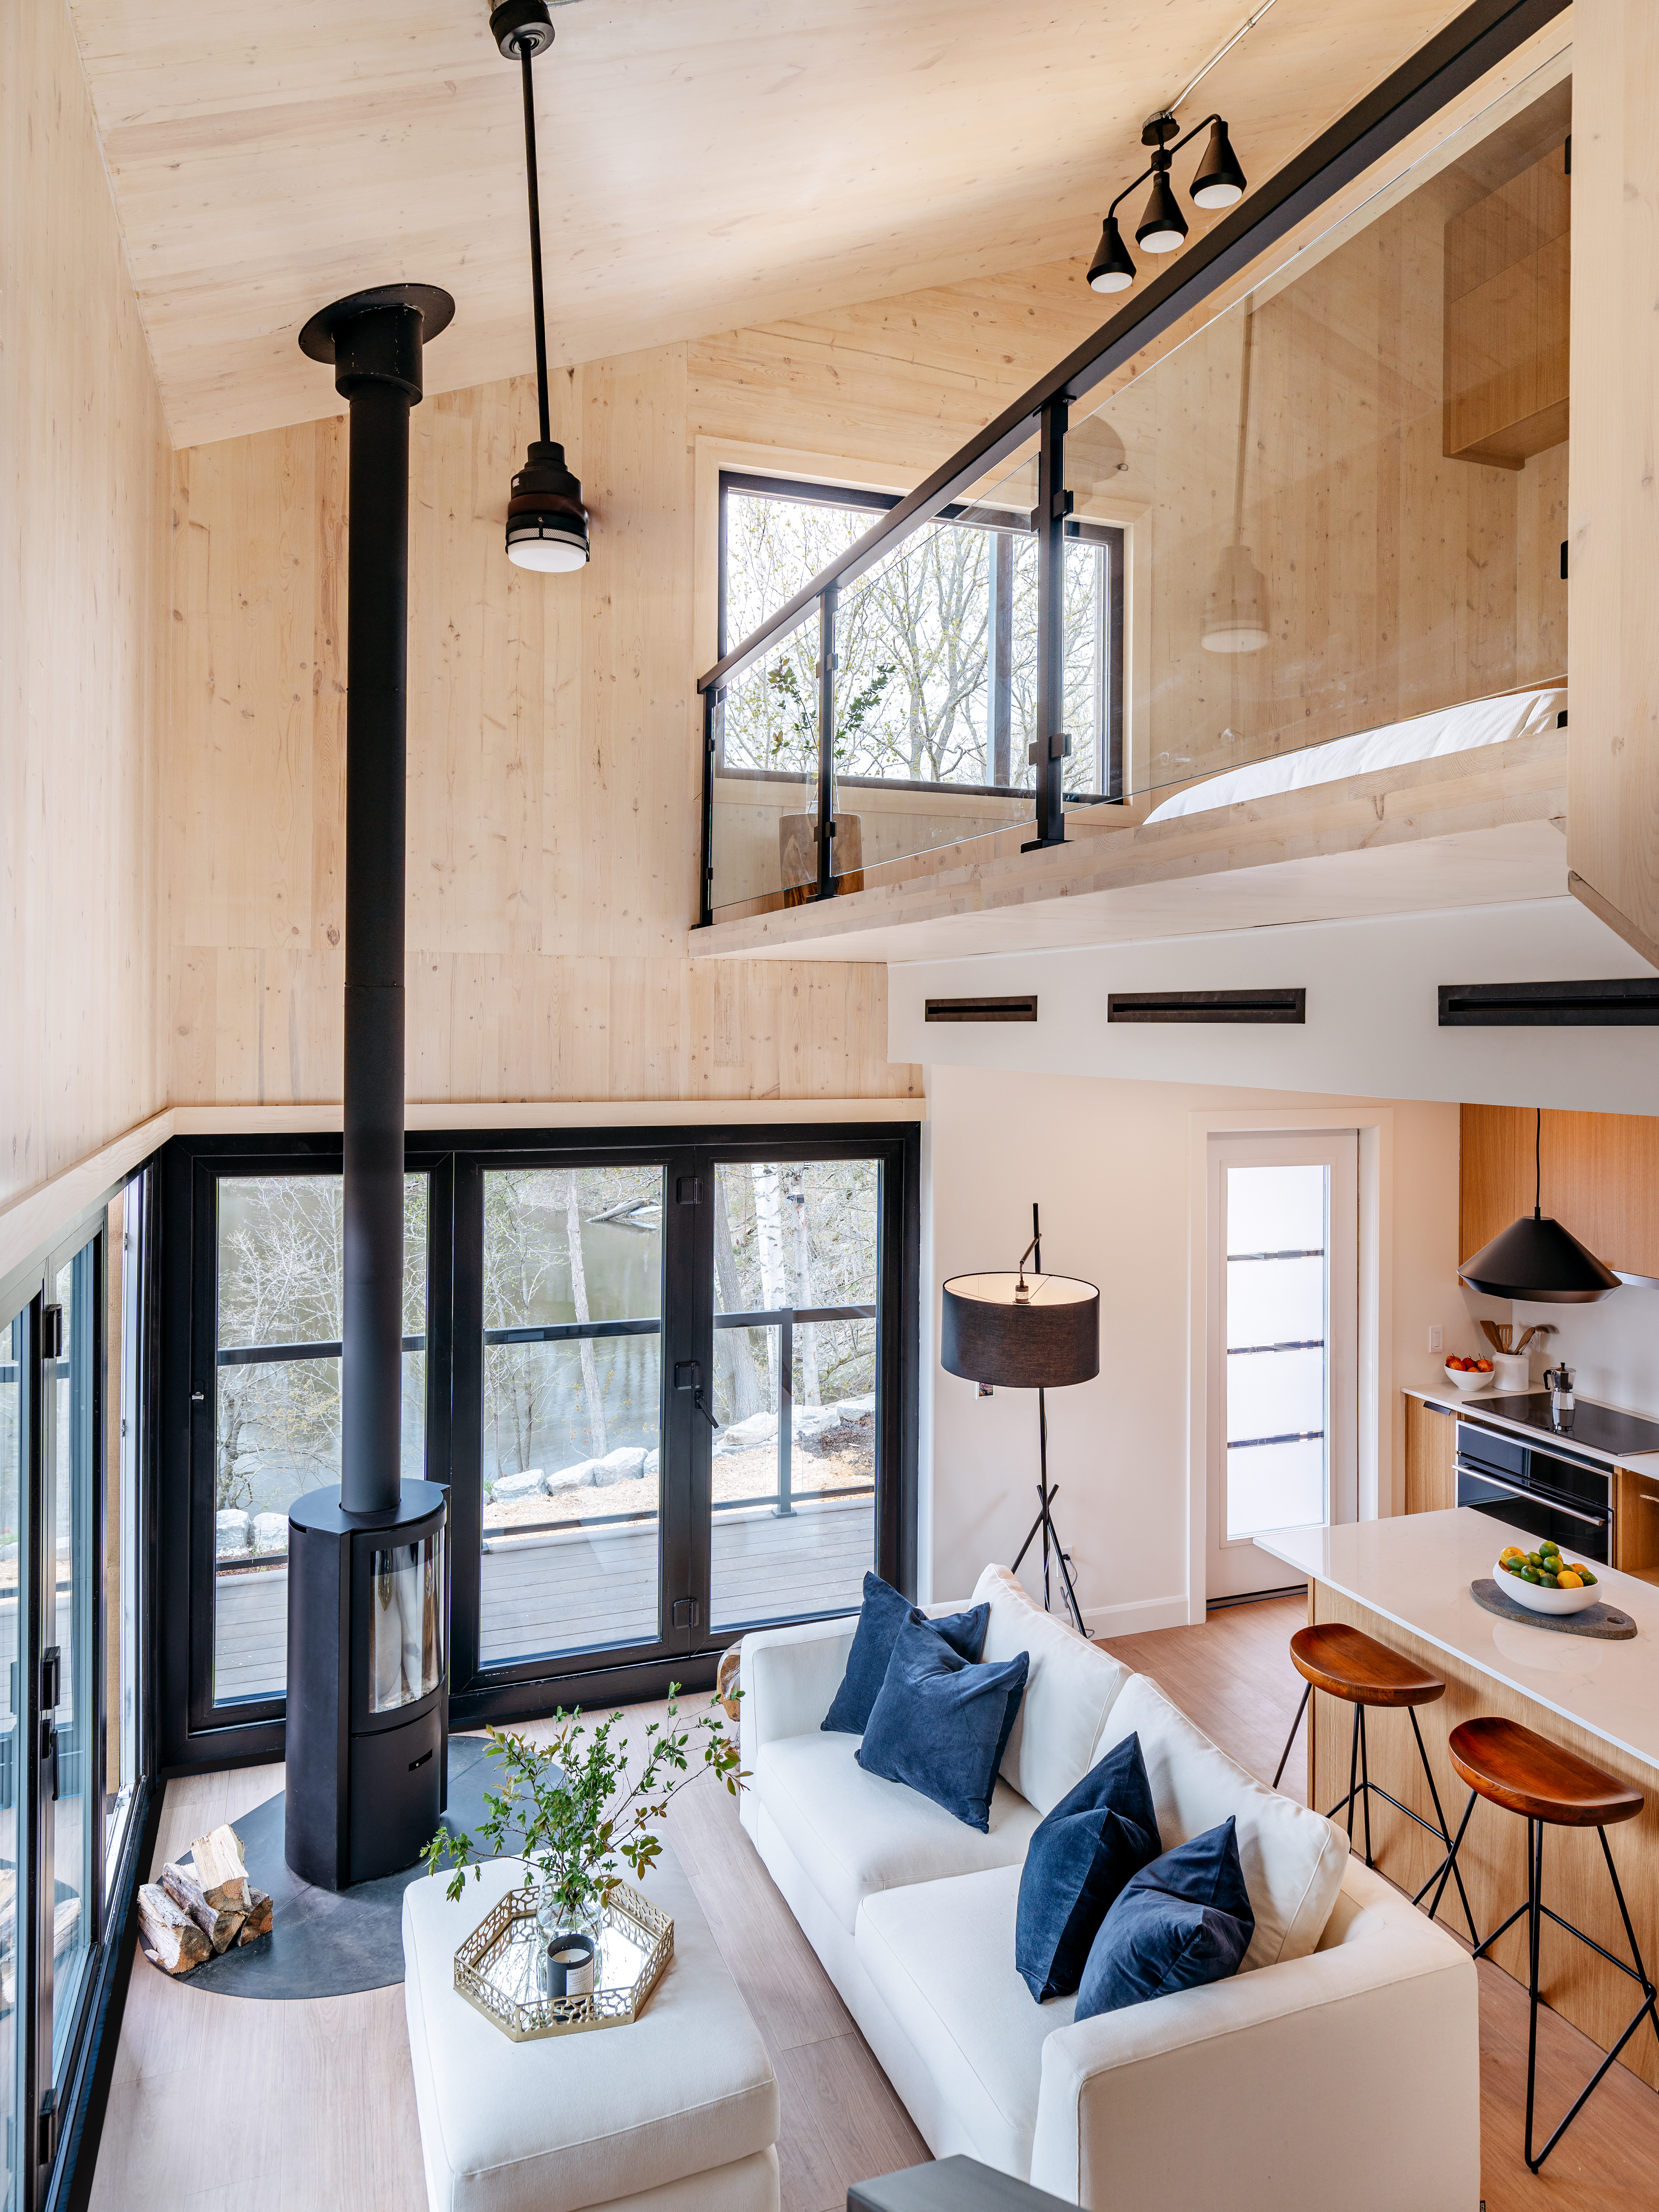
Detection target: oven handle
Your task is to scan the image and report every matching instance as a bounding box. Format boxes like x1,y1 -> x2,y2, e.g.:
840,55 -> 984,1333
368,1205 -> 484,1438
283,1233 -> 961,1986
1455,1463 -> 1608,1530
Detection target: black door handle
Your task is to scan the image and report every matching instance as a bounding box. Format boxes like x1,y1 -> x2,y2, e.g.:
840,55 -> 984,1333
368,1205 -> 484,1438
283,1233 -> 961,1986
41,1719 -> 58,1803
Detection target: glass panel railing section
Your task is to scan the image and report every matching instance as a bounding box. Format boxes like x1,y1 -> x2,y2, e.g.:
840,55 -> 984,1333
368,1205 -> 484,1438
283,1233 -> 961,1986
1080,48 -> 1570,822
710,601 -> 821,917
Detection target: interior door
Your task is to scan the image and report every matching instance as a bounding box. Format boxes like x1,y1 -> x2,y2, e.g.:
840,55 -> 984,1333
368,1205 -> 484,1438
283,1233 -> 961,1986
1206,1131 -> 1359,1600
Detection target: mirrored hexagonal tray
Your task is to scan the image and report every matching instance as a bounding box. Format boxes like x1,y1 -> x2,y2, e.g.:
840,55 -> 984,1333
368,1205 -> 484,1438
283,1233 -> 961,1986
453,1881 -> 673,2041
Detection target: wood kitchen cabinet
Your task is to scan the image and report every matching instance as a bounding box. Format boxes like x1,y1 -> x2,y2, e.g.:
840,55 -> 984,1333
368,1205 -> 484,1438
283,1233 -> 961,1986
1615,1466 -> 1659,1585
1403,1394 -> 1457,1514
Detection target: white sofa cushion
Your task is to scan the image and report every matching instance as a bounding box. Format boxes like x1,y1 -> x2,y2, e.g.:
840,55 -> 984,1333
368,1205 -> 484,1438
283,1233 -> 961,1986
1096,1673 -> 1347,1971
753,1731 -> 1040,1933
402,1850 -> 778,2212
856,1864 -> 1069,2177
972,1565 -> 1131,1814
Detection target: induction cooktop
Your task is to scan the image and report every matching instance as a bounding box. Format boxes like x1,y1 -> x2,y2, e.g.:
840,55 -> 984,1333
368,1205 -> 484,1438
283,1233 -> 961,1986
1473,1391 -> 1659,1459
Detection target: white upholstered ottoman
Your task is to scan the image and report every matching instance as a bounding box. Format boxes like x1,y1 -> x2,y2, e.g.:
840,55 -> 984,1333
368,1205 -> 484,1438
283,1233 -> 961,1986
402,1846 -> 780,2212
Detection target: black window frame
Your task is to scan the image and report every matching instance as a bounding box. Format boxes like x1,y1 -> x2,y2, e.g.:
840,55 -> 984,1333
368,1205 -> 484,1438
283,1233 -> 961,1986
716,470 -> 1126,804
158,1120 -> 919,1771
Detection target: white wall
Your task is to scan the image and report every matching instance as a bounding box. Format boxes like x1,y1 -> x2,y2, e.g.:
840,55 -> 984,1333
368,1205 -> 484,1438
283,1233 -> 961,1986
924,1065 -> 1460,1632
889,898 -> 1659,1115
1458,1279 -> 1659,1417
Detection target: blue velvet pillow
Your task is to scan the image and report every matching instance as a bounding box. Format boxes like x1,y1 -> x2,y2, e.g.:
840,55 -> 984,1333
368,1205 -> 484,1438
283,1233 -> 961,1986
856,1616 -> 1029,1831
1015,1733 -> 1162,2002
822,1572 -> 989,1735
1075,1816 -> 1254,2020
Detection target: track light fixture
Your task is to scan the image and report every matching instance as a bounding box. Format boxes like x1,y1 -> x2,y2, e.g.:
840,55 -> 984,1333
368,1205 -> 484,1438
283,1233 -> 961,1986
1086,111 -> 1248,297
493,0 -> 590,572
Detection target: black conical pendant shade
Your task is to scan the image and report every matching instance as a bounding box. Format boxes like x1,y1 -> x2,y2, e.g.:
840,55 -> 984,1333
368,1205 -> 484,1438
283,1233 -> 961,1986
1459,1108 -> 1621,1303
1459,1213 -> 1620,1303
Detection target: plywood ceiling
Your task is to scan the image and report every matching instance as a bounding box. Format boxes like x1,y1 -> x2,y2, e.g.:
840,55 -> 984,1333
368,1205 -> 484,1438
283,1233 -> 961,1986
69,0 -> 1472,448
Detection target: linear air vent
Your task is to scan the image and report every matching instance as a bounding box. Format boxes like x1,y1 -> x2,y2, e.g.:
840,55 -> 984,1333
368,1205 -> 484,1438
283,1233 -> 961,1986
1108,988 -> 1305,1025
1438,979 -> 1659,1027
924,994 -> 1038,1024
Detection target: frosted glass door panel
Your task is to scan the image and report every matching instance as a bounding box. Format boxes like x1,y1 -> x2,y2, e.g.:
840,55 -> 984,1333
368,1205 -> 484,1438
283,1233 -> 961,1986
1225,1163 -> 1330,1539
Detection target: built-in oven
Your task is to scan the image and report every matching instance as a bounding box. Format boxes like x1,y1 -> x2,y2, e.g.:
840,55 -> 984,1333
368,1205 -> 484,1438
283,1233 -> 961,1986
1455,1419 -> 1612,1565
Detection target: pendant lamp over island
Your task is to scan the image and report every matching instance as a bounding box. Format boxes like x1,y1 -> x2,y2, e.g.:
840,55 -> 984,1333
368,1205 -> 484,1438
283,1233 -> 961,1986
493,0 -> 590,572
1459,1108 -> 1621,1305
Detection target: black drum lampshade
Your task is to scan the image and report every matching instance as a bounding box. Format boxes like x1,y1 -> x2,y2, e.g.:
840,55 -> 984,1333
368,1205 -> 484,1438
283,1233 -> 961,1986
941,1272 -> 1100,1389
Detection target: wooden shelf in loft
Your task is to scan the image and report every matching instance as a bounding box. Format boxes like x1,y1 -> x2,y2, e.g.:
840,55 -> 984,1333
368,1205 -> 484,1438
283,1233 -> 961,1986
1443,141 -> 1570,470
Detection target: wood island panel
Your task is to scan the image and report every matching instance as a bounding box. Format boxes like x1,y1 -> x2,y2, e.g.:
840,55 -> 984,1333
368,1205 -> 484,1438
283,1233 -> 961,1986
1404,1394 -> 1458,1514
1308,1577 -> 1659,2092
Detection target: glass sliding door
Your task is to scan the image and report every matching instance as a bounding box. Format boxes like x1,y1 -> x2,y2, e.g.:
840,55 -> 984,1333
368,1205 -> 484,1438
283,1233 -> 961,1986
477,1166 -> 665,1667
0,1302 -> 25,2212
45,1235 -> 97,2071
208,1169 -> 428,1707
709,1159 -> 879,1631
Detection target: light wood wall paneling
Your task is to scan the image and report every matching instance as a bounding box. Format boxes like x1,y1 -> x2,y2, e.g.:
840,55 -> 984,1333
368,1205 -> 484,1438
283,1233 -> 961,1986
1,0 -> 171,1217
1309,1577 -> 1659,2093
1567,0 -> 1659,968
1460,1103 -> 1659,1282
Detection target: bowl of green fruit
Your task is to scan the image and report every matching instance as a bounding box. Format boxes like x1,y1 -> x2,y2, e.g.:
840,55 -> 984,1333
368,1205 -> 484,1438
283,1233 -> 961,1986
1495,1542 -> 1601,1615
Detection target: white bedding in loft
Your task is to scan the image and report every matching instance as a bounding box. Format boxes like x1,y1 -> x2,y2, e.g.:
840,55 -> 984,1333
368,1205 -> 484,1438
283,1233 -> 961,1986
1142,685 -> 1567,825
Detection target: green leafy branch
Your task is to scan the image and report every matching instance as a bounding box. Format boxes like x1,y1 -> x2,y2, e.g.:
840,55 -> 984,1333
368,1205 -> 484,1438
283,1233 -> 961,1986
421,1688 -> 743,1927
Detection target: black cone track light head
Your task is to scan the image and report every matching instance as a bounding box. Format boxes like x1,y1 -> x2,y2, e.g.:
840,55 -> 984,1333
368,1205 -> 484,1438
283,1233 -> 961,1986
495,0 -> 591,572
1088,215 -> 1136,294
1136,164 -> 1188,253
507,440 -> 589,572
1191,118 -> 1247,209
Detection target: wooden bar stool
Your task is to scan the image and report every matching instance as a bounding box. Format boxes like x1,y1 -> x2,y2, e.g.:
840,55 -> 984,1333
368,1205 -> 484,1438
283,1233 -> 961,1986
1274,1622 -> 1477,1940
1429,1716 -> 1658,2173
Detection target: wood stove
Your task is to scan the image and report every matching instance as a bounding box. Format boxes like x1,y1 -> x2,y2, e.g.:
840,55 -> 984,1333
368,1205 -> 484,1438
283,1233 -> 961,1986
286,283 -> 453,1890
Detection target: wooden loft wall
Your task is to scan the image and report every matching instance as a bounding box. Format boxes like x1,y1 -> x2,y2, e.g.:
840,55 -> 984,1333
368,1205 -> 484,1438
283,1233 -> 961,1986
1460,1104 -> 1659,1281
0,4 -> 171,1215
165,264 -> 1107,1109
1567,0 -> 1659,970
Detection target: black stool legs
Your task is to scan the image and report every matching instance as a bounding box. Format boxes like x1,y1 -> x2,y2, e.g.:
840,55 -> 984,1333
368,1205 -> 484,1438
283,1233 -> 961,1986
1431,1797 -> 1659,2172
1274,1684 -> 1479,1944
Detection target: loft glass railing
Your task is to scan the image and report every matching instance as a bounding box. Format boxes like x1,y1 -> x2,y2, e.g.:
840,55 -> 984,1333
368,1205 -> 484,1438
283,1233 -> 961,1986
699,15 -> 1572,924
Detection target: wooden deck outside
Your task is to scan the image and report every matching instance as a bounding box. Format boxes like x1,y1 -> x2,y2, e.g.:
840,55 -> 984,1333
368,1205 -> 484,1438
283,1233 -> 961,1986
213,1497 -> 874,1700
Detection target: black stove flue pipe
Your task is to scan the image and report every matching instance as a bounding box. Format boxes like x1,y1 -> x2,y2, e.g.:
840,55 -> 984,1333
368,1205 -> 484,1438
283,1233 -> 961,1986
299,285 -> 453,1512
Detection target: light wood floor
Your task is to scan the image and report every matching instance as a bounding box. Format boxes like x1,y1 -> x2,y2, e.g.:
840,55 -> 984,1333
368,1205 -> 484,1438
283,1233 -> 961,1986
89,1595 -> 1659,2211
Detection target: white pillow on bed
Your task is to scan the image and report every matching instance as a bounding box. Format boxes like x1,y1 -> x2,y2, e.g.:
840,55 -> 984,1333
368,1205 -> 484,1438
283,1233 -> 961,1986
1143,685 -> 1565,826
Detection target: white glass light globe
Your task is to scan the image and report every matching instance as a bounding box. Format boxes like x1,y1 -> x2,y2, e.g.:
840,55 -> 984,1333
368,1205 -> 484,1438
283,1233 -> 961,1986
1088,267 -> 1134,294
1140,225 -> 1186,253
1192,180 -> 1244,210
507,531 -> 588,573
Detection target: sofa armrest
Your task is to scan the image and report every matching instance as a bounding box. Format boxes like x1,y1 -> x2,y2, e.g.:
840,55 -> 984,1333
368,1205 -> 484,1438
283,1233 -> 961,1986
1029,1860 -> 1480,2211
738,1616 -> 858,1773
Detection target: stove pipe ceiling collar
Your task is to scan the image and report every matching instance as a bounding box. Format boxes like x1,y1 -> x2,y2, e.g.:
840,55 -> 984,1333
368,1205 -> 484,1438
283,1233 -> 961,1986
494,0 -> 590,572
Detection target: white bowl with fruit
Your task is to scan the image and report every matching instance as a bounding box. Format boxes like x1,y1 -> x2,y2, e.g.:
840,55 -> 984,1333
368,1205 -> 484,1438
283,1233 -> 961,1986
1444,1356 -> 1495,1395
1494,1542 -> 1601,1615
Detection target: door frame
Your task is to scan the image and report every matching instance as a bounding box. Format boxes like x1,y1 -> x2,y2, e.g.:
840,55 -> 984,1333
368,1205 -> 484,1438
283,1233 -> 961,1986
1185,1108 -> 1394,1624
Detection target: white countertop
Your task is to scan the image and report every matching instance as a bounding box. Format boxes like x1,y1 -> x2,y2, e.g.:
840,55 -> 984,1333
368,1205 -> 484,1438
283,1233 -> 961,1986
1403,1384 -> 1659,1480
1254,1508 -> 1659,1774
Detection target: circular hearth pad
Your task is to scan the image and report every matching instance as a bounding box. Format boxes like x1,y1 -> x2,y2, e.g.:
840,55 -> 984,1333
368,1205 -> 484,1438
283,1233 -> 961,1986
182,1736 -> 518,2000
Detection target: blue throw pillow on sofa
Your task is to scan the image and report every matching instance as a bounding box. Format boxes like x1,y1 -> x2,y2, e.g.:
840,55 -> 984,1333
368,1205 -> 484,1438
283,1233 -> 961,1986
1015,1732 -> 1162,2002
1075,1816 -> 1254,2019
856,1615 -> 1029,1831
822,1572 -> 989,1735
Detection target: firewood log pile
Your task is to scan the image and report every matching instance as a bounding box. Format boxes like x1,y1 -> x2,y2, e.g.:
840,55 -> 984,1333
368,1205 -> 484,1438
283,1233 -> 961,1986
136,1824 -> 273,1976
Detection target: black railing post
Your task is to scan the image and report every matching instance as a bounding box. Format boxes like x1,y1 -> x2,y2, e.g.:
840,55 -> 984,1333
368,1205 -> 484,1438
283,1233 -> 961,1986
775,1314 -> 795,1515
1026,394 -> 1071,850
817,585 -> 836,899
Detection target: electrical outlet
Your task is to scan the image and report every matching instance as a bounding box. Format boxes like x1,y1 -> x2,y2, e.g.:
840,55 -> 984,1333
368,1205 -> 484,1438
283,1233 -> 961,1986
1429,1324 -> 1444,1354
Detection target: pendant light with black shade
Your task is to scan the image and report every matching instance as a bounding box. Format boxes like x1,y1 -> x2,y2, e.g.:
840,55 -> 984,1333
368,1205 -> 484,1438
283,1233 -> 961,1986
1459,1109 -> 1621,1304
1087,111 -> 1248,296
492,0 -> 590,573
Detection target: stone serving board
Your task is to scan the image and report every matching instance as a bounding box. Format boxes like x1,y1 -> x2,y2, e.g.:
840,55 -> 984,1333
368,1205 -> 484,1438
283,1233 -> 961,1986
1470,1577 -> 1637,1640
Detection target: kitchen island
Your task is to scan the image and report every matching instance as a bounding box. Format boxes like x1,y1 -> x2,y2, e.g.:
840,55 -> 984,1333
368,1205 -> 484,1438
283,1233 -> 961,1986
1257,1507 -> 1659,2092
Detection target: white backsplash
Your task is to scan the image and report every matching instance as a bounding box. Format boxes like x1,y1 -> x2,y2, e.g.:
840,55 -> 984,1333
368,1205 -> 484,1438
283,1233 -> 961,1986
1459,1279 -> 1659,1416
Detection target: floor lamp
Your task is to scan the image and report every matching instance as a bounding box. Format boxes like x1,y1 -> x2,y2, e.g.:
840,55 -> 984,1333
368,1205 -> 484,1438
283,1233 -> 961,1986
941,1205 -> 1100,1638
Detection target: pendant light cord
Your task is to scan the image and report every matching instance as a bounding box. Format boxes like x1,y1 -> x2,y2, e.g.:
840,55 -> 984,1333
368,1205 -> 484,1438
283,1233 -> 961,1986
1535,1105 -> 1542,1220
1231,297 -> 1254,545
518,37 -> 552,446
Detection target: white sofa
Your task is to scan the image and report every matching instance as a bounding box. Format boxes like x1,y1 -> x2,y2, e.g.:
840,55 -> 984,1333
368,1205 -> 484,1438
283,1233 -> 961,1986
739,1565 -> 1481,2212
